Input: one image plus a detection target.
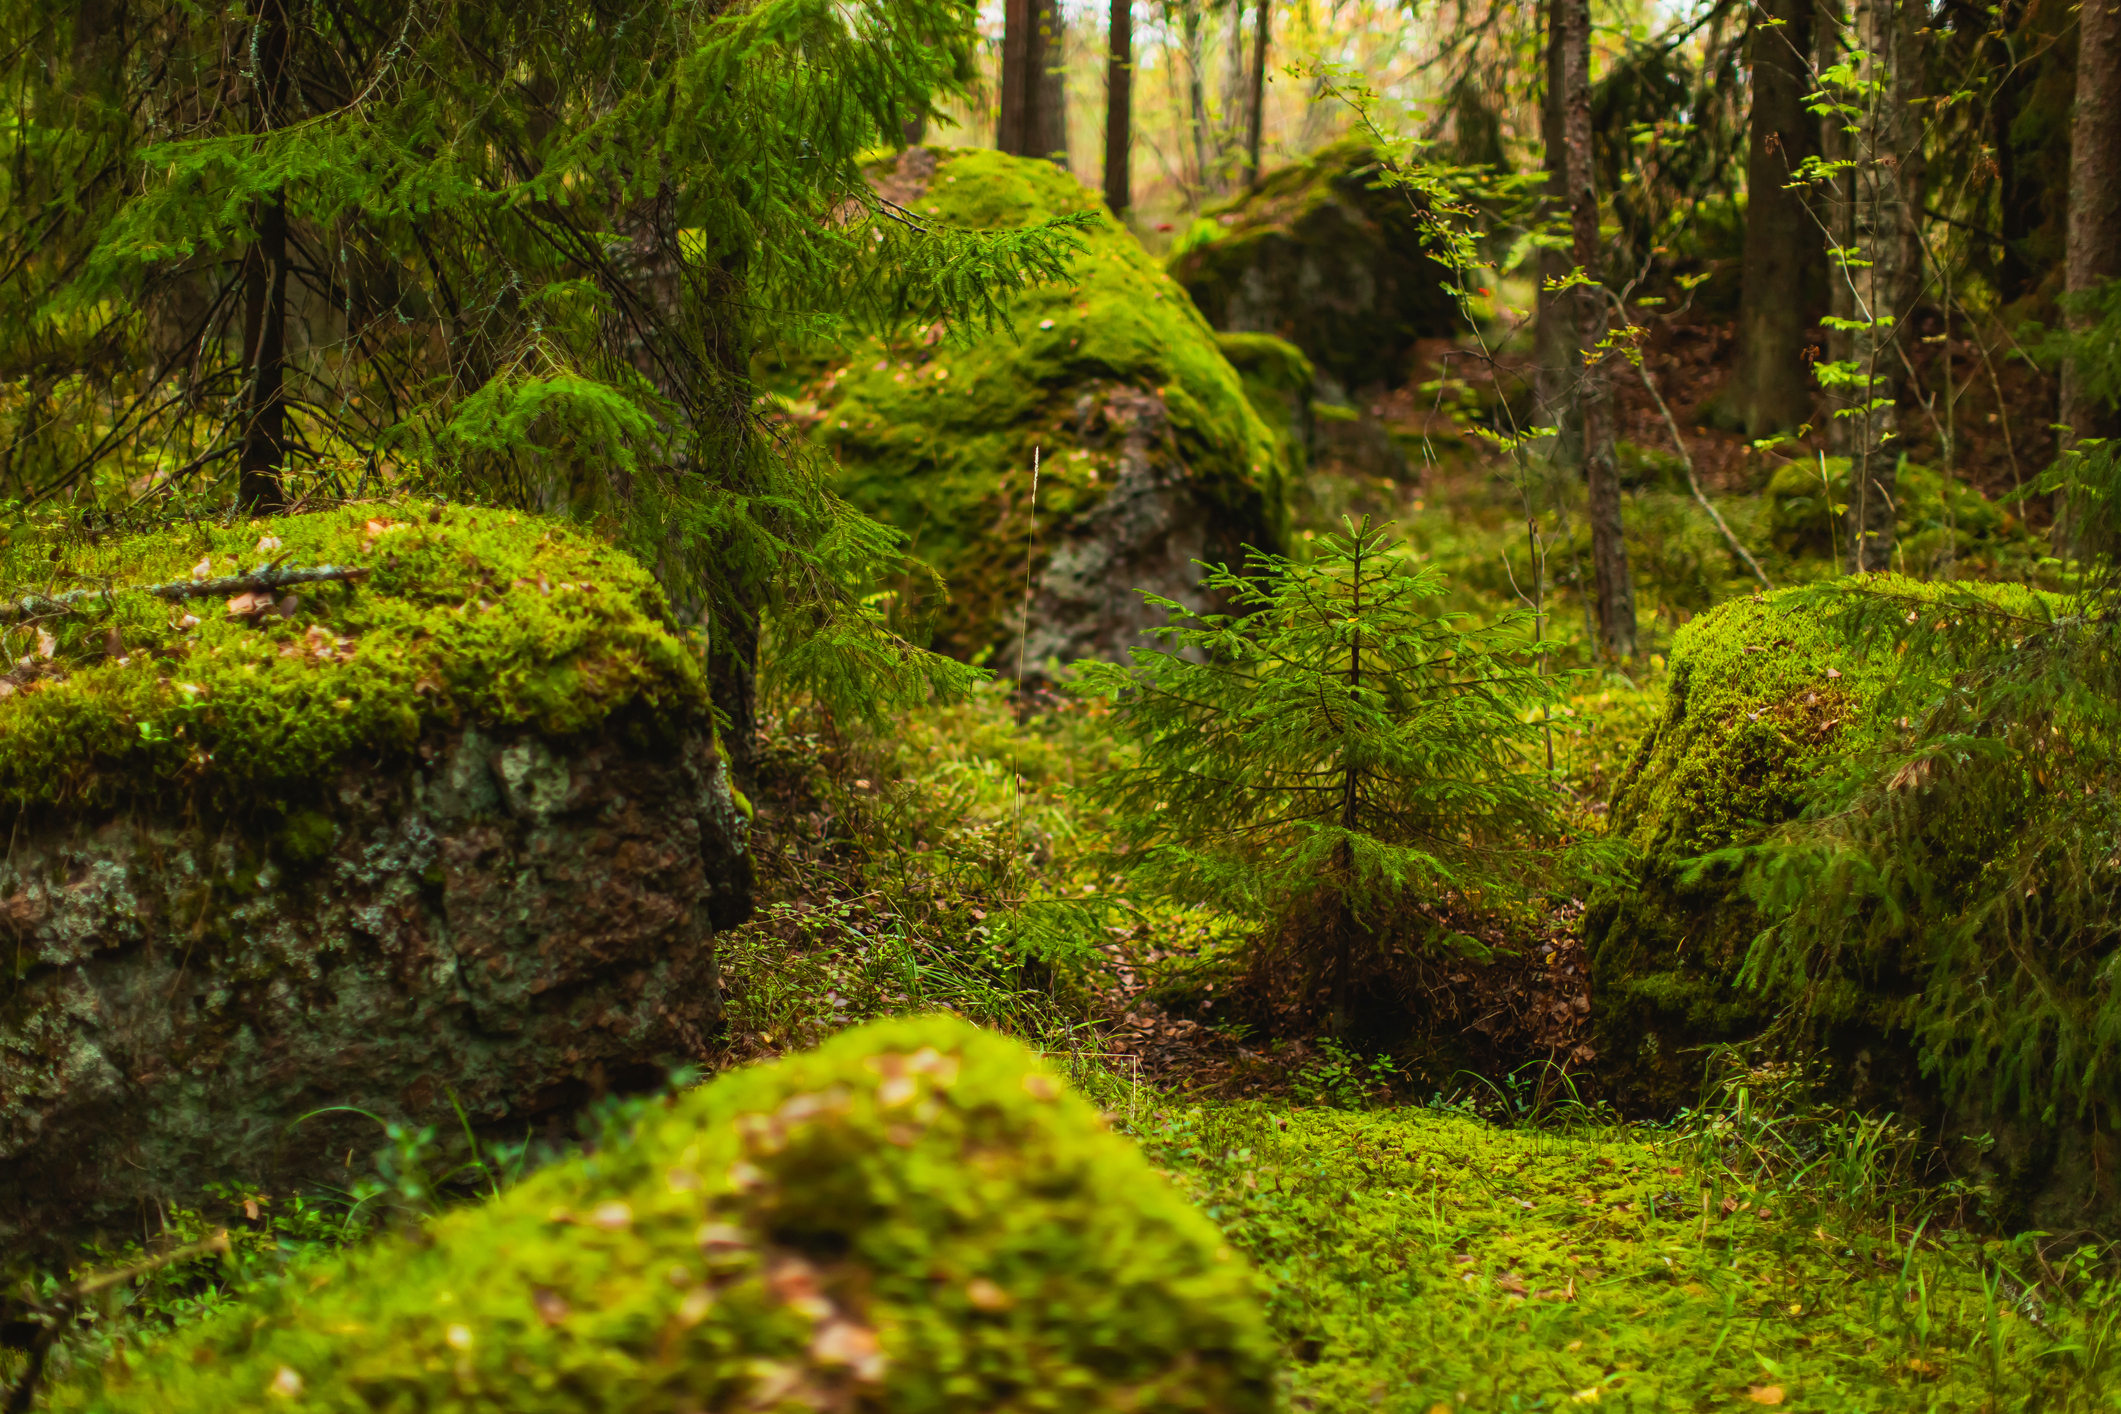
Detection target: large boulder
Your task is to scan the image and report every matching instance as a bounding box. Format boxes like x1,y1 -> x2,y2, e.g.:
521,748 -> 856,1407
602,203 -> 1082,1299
1586,576 -> 2121,1230
0,507 -> 749,1258
1167,138 -> 1461,396
785,147 -> 1290,671
47,1015 -> 1278,1414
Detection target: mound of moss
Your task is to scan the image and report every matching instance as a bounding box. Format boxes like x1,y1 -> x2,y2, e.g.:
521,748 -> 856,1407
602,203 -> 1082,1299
792,147 -> 1289,668
49,1015 -> 1277,1414
1167,137 -> 1461,393
0,504 -> 707,808
1586,576 -> 2054,1113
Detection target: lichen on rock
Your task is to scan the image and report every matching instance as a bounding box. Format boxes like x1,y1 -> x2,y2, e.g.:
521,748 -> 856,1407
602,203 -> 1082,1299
0,506 -> 750,1257
47,1015 -> 1278,1414
779,147 -> 1290,672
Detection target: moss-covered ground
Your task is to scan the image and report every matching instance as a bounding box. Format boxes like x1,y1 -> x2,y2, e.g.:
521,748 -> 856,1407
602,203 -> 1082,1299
0,503 -> 707,808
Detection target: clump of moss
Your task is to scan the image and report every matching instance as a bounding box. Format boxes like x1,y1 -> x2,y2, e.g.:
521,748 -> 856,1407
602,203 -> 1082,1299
1166,137 -> 1461,392
1215,331 -> 1314,479
790,148 -> 1288,661
1764,456 -> 2036,574
0,504 -> 707,808
1587,576 -> 2054,1111
49,1015 -> 1276,1414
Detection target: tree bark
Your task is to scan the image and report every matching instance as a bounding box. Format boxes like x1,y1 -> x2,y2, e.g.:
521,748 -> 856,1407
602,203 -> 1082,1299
238,0 -> 291,512
1035,2 -> 1069,167
1243,0 -> 1270,187
1181,0 -> 1209,199
1104,0 -> 1132,212
998,0 -> 1033,153
1735,0 -> 1826,435
1558,0 -> 1635,659
1534,0 -> 1577,469
2057,0 -> 2121,553
1825,0 -> 1924,573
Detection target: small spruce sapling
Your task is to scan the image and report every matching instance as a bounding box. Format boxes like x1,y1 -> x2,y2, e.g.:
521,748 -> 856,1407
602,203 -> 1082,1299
1075,518 -> 1587,1031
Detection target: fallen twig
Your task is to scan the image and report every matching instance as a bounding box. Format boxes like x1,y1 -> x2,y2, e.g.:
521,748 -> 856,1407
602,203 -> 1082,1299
0,563 -> 369,623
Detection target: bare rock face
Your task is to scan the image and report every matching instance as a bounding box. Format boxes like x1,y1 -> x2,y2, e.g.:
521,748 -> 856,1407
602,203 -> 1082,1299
0,718 -> 746,1257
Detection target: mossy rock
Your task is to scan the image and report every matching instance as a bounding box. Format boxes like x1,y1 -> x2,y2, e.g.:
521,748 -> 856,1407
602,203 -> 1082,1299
1167,137 -> 1462,393
0,506 -> 750,1257
0,504 -> 707,808
1765,457 -> 2030,573
794,147 -> 1290,671
47,1015 -> 1278,1414
1586,576 -> 2054,1114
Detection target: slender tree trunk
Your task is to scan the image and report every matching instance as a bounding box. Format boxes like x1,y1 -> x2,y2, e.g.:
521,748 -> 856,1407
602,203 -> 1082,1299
1558,0 -> 1635,658
1534,0 -> 1577,468
1243,0 -> 1270,186
1332,539 -> 1363,1037
1105,0 -> 1133,212
2058,0 -> 2121,554
238,0 -> 291,512
1825,0 -> 1924,573
1735,0 -> 1826,435
1181,0 -> 1210,201
1036,1 -> 1069,167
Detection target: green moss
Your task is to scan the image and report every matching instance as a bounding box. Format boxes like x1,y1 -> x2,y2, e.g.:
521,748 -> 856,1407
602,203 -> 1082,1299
1588,577 -> 2055,1110
798,149 -> 1288,659
1166,137 -> 1460,390
1765,457 -> 2033,573
0,505 -> 707,808
49,1015 -> 1276,1414
1215,332 -> 1314,478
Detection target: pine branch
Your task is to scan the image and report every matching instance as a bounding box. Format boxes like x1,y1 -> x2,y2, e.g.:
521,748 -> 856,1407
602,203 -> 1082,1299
0,563 -> 371,622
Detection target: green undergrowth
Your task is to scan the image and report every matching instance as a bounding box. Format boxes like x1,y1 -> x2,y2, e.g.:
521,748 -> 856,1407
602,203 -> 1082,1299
1131,1093 -> 2121,1411
0,503 -> 706,808
46,1015 -> 1276,1414
765,147 -> 1287,660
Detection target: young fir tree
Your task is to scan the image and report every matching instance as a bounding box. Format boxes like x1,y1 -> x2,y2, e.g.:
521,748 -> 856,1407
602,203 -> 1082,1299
1076,520 -> 1582,1030
0,0 -> 1086,770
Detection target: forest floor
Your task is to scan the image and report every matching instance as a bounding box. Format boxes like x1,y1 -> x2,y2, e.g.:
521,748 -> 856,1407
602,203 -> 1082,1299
706,667 -> 2121,1412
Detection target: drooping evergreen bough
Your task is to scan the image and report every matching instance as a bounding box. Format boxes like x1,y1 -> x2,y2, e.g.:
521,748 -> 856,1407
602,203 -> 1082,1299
0,0 -> 1090,749
1076,520 -> 1596,1024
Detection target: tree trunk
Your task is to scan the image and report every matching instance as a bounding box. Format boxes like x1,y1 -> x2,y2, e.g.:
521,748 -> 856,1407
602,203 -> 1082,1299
1558,0 -> 1635,659
1243,0 -> 1270,187
238,0 -> 291,512
1735,0 -> 1826,435
1036,2 -> 1069,167
1534,0 -> 1577,468
1104,0 -> 1132,213
2058,0 -> 2121,554
1825,0 -> 1924,573
1181,0 -> 1209,200
996,0 -> 1039,155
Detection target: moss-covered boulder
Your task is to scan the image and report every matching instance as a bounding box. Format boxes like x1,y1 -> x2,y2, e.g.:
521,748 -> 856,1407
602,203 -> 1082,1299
1765,457 -> 2032,574
1167,138 -> 1461,394
0,506 -> 749,1257
794,147 -> 1289,670
48,1015 -> 1277,1414
1586,577 -> 2053,1114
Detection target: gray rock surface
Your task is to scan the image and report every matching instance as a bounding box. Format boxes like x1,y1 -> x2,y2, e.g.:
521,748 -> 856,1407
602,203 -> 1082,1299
0,719 -> 748,1257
